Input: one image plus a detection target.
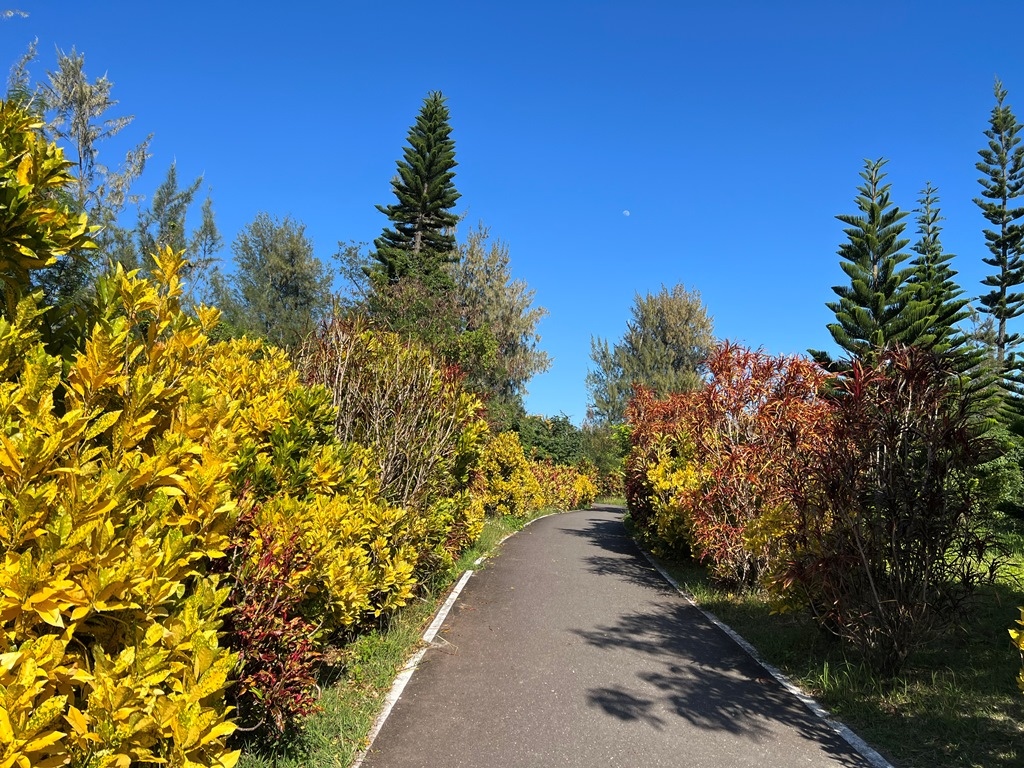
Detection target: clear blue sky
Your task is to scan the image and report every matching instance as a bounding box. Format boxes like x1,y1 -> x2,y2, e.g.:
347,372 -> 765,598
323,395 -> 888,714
4,2 -> 1024,423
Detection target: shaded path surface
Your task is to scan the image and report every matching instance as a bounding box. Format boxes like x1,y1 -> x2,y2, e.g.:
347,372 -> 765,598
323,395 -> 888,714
362,508 -> 878,767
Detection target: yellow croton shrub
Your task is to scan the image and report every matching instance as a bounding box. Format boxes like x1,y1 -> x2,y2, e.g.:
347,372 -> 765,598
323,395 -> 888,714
0,251 -> 241,768
0,99 -> 497,764
473,431 -> 544,517
199,338 -> 427,632
0,253 -> 445,766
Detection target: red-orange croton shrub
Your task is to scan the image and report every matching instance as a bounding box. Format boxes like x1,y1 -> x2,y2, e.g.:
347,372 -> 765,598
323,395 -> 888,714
627,342 -> 834,587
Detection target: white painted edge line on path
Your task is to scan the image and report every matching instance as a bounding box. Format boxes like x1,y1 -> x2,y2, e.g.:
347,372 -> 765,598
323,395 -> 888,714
423,569 -> 474,645
350,509 -> 564,767
351,568 -> 473,768
640,550 -> 894,768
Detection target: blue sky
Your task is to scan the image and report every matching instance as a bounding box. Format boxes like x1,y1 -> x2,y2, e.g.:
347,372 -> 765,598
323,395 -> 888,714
4,2 -> 1024,423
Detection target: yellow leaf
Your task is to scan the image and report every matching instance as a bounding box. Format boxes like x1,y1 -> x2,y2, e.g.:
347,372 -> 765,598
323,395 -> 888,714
34,604 -> 64,628
201,719 -> 236,744
70,605 -> 90,622
0,434 -> 22,476
22,728 -> 64,753
0,708 -> 14,743
15,153 -> 32,185
144,623 -> 165,647
0,651 -> 23,673
64,706 -> 89,735
24,694 -> 66,733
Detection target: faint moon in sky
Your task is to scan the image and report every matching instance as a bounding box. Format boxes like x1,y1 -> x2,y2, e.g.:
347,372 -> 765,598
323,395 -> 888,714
622,210 -> 631,216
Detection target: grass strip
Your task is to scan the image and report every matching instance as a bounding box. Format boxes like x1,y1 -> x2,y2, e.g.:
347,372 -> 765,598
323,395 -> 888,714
650,545 -> 1024,768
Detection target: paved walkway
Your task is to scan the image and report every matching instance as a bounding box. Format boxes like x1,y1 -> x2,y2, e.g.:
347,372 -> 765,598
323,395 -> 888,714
362,507 -> 881,767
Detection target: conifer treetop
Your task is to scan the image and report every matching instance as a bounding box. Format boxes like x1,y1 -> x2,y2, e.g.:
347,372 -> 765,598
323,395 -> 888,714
975,78 -> 1024,365
825,158 -> 931,360
372,91 -> 461,285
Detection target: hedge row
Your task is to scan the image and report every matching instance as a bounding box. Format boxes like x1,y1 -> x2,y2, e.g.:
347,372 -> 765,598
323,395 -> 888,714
627,341 -> 1003,674
0,102 -> 570,767
473,431 -> 597,516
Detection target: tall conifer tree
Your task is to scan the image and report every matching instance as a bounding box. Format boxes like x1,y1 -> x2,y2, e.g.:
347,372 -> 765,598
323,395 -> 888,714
908,183 -> 969,355
821,158 -> 929,362
976,79 -> 1024,369
371,91 -> 460,287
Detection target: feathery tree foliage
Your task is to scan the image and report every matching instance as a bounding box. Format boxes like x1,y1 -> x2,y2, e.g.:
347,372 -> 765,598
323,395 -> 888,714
817,158 -> 930,363
453,224 -> 550,400
587,284 -> 715,425
908,183 -> 970,356
370,90 -> 460,288
9,46 -> 221,311
132,163 -> 222,302
11,45 -> 151,309
976,79 -> 1024,369
187,197 -> 223,304
40,46 -> 150,218
136,162 -> 201,261
213,212 -> 331,349
5,40 -> 37,109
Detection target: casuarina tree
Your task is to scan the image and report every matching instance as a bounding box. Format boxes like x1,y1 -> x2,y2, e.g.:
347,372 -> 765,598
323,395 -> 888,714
587,284 -> 715,425
212,212 -> 331,349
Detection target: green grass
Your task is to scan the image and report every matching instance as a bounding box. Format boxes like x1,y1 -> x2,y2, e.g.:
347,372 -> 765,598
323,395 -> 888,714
649,526 -> 1024,768
236,506 -> 564,768
236,601 -> 436,768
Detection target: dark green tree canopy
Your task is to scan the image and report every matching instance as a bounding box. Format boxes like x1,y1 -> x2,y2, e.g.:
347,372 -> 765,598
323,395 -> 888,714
907,183 -> 969,357
213,212 -> 330,349
371,91 -> 460,286
516,414 -> 583,466
976,79 -> 1024,367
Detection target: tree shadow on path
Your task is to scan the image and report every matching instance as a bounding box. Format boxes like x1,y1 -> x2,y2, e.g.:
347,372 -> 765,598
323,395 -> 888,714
558,515 -> 678,593
565,514 -> 873,767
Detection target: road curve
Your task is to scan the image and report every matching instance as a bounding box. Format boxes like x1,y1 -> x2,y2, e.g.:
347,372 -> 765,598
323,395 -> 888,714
361,507 -> 880,768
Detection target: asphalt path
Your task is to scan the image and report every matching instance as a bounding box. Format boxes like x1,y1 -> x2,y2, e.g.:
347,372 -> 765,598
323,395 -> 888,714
361,507 -> 881,767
